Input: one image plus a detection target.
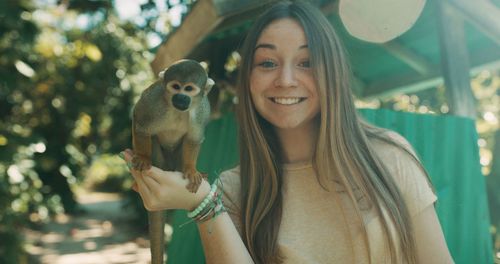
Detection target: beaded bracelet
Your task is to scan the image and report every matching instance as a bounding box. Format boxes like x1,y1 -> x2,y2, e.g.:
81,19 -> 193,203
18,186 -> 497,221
192,198 -> 215,221
187,183 -> 217,218
194,191 -> 225,223
179,179 -> 226,231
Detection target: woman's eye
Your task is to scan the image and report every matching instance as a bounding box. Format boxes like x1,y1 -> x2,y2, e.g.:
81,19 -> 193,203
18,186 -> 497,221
299,60 -> 311,68
258,60 -> 277,68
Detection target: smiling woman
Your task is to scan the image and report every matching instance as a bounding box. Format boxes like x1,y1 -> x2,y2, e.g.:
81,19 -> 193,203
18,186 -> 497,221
216,1 -> 453,263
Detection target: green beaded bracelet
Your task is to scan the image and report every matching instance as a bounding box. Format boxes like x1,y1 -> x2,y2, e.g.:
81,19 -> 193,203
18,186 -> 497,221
187,183 -> 217,218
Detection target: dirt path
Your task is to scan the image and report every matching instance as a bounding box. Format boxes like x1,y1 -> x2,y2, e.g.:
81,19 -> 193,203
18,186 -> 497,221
24,192 -> 158,264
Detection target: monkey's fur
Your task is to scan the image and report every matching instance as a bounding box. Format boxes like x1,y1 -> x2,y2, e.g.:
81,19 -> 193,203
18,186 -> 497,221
132,59 -> 213,264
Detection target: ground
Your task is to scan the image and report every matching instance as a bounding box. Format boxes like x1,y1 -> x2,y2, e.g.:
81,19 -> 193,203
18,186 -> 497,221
23,191 -> 169,264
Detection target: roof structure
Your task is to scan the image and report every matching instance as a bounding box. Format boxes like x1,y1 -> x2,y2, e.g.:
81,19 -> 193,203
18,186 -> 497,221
152,0 -> 500,118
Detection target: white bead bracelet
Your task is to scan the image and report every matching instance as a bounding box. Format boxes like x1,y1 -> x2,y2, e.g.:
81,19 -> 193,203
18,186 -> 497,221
187,183 -> 217,218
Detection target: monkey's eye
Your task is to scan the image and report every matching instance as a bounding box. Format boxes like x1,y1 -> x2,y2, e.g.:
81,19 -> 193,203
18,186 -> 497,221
172,84 -> 181,90
185,85 -> 193,92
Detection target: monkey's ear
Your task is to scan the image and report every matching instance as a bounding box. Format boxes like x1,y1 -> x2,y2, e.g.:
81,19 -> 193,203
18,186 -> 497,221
205,78 -> 215,95
158,69 -> 167,79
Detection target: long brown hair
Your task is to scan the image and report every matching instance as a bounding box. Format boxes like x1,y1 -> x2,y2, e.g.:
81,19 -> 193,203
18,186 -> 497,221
236,1 -> 429,263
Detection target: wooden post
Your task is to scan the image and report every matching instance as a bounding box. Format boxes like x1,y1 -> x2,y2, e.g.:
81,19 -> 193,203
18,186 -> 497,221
436,0 -> 476,118
449,0 -> 500,46
151,0 -> 221,75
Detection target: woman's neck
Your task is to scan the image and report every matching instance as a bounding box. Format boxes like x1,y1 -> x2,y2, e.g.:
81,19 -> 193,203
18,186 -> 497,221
274,119 -> 319,164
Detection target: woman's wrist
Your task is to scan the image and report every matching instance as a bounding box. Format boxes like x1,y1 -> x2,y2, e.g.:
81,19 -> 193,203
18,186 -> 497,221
187,179 -> 211,211
187,180 -> 226,225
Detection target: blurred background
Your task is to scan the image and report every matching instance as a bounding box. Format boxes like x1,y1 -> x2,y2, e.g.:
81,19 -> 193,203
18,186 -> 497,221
0,0 -> 498,263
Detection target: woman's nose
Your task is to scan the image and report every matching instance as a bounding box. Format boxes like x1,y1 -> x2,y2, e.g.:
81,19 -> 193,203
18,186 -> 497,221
275,65 -> 298,88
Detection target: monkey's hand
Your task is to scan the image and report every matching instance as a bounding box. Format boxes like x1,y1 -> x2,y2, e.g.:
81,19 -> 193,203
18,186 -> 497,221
132,154 -> 152,171
183,165 -> 204,193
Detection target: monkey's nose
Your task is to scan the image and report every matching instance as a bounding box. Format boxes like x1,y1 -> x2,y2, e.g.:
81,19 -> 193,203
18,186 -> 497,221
172,94 -> 191,111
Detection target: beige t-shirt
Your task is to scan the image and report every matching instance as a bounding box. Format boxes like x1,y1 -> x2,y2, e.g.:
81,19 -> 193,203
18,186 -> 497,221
218,133 -> 437,263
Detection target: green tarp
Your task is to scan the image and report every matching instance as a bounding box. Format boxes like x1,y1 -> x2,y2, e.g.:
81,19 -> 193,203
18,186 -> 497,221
166,109 -> 493,264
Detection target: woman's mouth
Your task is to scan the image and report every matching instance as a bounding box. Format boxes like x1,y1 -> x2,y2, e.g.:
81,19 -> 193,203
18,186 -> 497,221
269,97 -> 306,105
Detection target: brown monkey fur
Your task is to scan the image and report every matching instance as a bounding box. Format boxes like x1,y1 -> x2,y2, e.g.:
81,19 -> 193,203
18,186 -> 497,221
132,59 -> 213,264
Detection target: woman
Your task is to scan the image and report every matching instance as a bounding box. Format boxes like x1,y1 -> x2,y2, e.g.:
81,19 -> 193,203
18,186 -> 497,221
122,1 -> 453,263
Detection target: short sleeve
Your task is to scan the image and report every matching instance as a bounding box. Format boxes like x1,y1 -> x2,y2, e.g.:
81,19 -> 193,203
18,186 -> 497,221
217,166 -> 244,236
373,132 -> 438,217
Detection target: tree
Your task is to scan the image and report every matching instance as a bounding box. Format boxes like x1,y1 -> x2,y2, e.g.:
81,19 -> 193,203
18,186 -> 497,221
0,0 -> 155,262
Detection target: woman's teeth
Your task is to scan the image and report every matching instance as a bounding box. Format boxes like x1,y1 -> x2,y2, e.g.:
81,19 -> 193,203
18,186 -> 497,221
271,97 -> 303,105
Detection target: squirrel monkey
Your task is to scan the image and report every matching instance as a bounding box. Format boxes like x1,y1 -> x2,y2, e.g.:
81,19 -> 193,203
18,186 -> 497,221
132,59 -> 214,264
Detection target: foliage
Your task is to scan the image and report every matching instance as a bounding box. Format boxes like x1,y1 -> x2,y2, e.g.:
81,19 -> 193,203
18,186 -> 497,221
0,0 -> 157,262
471,71 -> 500,259
83,154 -> 131,192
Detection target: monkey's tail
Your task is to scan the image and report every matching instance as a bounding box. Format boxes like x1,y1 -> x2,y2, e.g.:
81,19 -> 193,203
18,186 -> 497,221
149,210 -> 165,264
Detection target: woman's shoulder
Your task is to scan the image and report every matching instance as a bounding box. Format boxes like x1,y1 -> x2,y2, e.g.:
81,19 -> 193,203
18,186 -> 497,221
218,166 -> 241,187
368,130 -> 437,216
217,165 -> 242,208
368,130 -> 416,158
217,166 -> 243,232
368,130 -> 422,179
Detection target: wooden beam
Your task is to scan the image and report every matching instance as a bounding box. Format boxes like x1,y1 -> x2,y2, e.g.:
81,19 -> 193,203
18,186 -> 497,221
362,27 -> 500,99
363,71 -> 440,99
381,41 -> 436,75
151,0 -> 221,75
212,0 -> 278,17
362,58 -> 500,100
436,0 -> 476,118
151,0 -> 283,75
448,0 -> 500,46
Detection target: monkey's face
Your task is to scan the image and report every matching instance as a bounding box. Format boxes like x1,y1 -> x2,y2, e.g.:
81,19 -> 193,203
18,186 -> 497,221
165,81 -> 202,111
160,59 -> 213,111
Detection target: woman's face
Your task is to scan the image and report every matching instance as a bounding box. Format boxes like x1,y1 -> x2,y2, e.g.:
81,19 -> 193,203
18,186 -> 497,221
250,18 -> 320,131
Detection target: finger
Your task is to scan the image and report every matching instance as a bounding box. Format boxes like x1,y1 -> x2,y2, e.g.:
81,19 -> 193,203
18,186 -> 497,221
118,151 -> 134,172
129,164 -> 150,193
142,168 -> 163,185
122,150 -> 151,181
133,174 -> 155,206
136,173 -> 164,211
128,166 -> 142,181
122,149 -> 133,163
132,170 -> 152,193
144,166 -> 176,186
123,153 -> 160,193
120,151 -> 154,203
141,172 -> 161,194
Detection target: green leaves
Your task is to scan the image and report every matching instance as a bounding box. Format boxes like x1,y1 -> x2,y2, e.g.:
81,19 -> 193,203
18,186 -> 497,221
0,1 -> 153,262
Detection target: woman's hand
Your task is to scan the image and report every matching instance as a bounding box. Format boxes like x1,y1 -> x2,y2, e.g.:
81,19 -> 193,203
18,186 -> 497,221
121,149 -> 210,212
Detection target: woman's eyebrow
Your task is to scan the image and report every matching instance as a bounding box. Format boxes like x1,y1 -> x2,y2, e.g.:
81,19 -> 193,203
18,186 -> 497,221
254,43 -> 308,51
254,43 -> 276,51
